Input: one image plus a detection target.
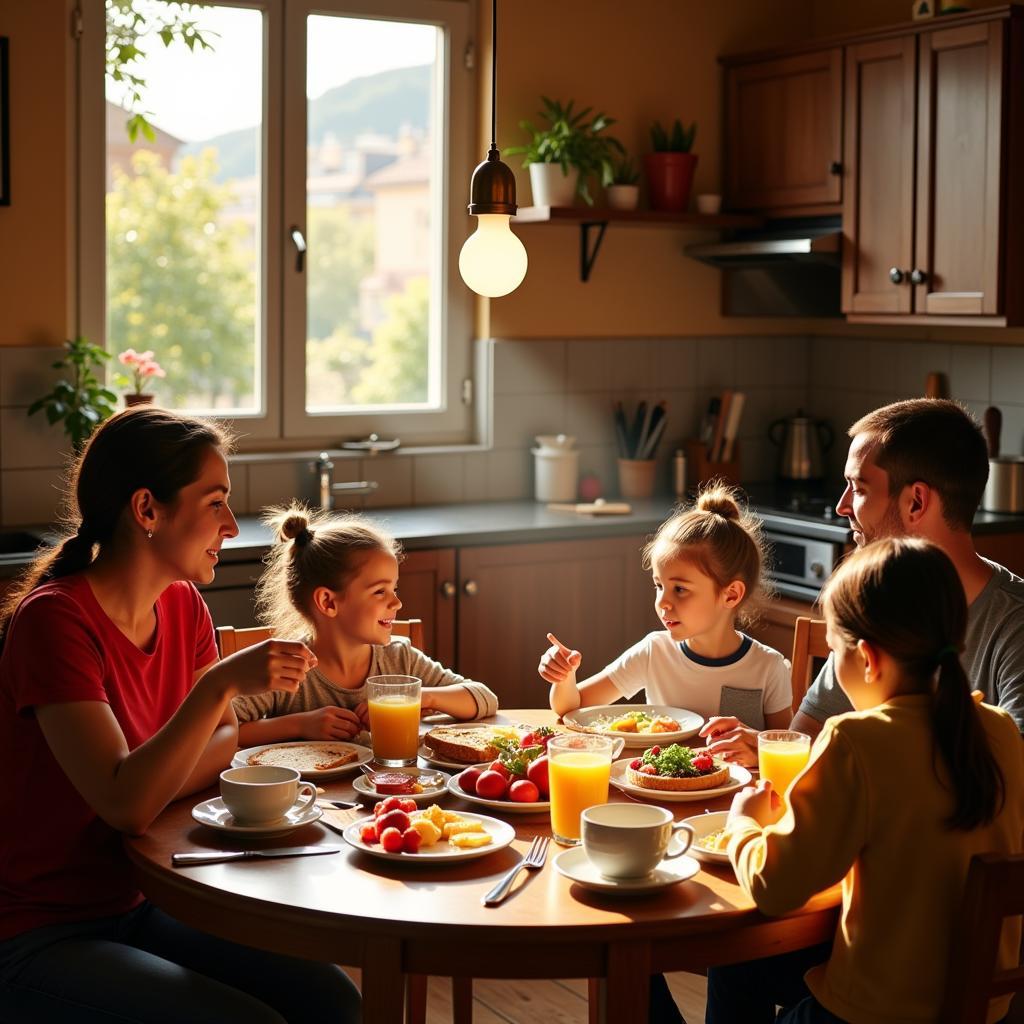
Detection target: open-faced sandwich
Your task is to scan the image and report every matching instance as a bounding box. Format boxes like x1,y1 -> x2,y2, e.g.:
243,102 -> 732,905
247,742 -> 358,772
422,724 -> 521,764
626,743 -> 731,791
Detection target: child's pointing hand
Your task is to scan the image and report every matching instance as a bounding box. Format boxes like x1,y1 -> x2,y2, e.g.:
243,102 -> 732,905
538,632 -> 582,685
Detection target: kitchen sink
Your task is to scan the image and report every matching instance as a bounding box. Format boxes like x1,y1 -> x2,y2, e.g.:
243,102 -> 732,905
0,530 -> 49,556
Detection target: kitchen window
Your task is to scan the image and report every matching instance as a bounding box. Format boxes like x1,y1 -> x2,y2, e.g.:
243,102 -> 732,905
77,0 -> 475,446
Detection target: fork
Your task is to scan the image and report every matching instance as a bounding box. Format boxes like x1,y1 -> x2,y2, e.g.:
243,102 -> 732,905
482,835 -> 550,907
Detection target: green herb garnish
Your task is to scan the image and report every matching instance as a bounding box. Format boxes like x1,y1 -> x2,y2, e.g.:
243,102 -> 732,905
640,744 -> 702,777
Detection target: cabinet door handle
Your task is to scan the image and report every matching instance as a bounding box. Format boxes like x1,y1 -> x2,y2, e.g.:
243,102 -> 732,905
439,581 -> 456,599
463,580 -> 479,597
828,160 -> 842,175
888,267 -> 906,285
910,268 -> 927,285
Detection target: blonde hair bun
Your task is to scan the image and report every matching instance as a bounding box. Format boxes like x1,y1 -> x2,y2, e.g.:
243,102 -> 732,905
695,482 -> 742,521
266,506 -> 312,544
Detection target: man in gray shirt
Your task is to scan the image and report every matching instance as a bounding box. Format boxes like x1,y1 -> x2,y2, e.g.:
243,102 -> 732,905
704,398 -> 1024,760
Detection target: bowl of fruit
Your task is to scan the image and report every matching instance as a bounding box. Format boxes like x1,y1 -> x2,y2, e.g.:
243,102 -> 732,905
447,728 -> 552,813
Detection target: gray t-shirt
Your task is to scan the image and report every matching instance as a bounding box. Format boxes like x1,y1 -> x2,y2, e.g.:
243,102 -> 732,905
232,637 -> 499,723
800,559 -> 1024,733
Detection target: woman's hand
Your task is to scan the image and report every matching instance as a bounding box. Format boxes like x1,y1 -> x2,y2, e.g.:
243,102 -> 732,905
352,701 -> 371,730
728,779 -> 784,827
295,706 -> 362,740
538,632 -> 582,686
213,638 -> 317,698
701,716 -> 760,767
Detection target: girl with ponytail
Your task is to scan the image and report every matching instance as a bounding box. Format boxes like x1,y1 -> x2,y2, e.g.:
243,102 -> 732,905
704,538 -> 1024,1024
538,481 -> 792,747
0,407 -> 360,1022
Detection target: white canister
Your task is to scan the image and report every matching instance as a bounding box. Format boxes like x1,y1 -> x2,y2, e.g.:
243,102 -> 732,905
533,446 -> 579,502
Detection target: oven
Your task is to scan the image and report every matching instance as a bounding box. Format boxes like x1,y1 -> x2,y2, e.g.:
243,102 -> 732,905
763,529 -> 844,600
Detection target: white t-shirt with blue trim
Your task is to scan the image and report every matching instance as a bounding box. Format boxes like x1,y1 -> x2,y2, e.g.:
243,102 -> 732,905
605,631 -> 792,730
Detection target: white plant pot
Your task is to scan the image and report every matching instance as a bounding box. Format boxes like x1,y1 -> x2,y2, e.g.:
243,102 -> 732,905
606,184 -> 640,211
529,163 -> 578,207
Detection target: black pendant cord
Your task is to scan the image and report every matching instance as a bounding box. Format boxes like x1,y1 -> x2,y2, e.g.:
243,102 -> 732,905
490,0 -> 497,150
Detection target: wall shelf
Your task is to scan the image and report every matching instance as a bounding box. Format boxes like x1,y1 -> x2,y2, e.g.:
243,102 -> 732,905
511,206 -> 764,282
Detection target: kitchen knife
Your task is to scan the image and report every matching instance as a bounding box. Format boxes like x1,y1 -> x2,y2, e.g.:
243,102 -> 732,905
983,406 -> 1002,459
172,846 -> 339,867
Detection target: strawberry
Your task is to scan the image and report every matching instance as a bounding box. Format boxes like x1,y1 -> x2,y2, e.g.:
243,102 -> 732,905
649,745 -> 661,756
380,827 -> 405,854
629,758 -> 642,770
693,753 -> 714,773
638,763 -> 657,775
360,823 -> 379,845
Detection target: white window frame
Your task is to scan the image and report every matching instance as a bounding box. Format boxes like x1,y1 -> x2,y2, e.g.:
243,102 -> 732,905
76,0 -> 476,448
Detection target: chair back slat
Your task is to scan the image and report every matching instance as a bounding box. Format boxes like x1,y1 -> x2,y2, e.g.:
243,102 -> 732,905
789,616 -> 830,717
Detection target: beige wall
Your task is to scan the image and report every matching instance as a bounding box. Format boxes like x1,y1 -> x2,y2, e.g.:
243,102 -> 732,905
0,2 -> 69,347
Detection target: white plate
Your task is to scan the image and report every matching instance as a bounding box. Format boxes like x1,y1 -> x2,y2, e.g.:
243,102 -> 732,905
352,767 -> 450,804
231,741 -> 374,779
342,811 -> 515,863
446,773 -> 550,814
682,810 -> 731,865
609,759 -> 752,803
561,705 -> 704,747
553,846 -> 700,893
192,796 -> 323,836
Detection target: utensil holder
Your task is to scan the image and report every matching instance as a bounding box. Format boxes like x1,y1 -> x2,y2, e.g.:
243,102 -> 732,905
684,439 -> 741,488
617,458 -> 657,499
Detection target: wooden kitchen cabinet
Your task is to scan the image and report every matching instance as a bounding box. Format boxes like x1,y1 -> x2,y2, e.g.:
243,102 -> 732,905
724,48 -> 843,212
455,536 -> 654,709
746,593 -> 817,664
397,547 -> 456,666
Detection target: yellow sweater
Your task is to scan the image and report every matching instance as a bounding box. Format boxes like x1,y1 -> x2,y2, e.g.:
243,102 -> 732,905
728,696 -> 1024,1024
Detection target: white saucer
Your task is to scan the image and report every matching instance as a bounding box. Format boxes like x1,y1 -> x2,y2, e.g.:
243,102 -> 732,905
682,810 -> 731,865
553,846 -> 700,893
192,797 -> 323,836
352,768 -> 449,804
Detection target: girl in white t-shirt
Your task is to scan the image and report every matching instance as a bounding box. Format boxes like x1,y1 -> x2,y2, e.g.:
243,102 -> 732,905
538,484 -> 791,765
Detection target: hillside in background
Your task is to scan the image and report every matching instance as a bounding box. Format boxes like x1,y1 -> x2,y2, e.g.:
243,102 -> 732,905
180,64 -> 431,180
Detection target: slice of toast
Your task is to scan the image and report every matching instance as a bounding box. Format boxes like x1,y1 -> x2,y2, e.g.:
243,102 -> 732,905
423,726 -> 500,764
247,743 -> 358,772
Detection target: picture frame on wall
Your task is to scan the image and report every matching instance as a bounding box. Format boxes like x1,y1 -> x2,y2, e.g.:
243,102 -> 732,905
0,37 -> 8,206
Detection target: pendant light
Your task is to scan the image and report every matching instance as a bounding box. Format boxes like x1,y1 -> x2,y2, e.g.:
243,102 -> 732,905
458,0 -> 527,297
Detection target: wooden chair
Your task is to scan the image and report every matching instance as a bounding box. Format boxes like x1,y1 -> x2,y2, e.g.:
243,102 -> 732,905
217,618 -> 424,657
789,616 -> 830,717
940,853 -> 1024,1023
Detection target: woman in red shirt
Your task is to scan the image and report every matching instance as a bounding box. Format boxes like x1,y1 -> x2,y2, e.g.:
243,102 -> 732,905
0,407 -> 359,1023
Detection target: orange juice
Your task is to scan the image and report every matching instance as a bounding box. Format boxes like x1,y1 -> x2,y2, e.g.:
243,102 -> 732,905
549,752 -> 611,844
758,742 -> 811,807
368,695 -> 420,762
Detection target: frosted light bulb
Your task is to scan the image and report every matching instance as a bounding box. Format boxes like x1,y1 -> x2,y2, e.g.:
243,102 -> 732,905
458,214 -> 528,297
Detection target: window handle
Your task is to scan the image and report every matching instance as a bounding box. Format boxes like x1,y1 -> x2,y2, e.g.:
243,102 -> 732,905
290,226 -> 307,273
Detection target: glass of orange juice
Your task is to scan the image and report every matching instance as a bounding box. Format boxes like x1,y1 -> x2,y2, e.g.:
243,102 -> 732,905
547,734 -> 626,846
366,675 -> 421,766
757,730 -> 811,810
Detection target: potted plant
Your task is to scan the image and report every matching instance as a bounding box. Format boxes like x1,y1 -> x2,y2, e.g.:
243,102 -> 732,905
645,119 -> 698,212
508,97 -> 624,207
606,156 -> 640,211
27,337 -> 118,451
114,348 -> 166,406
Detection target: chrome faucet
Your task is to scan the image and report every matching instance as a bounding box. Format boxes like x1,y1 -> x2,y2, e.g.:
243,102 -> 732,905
313,452 -> 379,510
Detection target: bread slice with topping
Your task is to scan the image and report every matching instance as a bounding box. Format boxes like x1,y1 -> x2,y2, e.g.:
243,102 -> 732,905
626,744 -> 731,791
423,725 -> 502,763
247,743 -> 358,772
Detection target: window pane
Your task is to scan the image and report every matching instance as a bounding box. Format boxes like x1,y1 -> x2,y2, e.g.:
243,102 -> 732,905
105,3 -> 262,413
305,14 -> 441,413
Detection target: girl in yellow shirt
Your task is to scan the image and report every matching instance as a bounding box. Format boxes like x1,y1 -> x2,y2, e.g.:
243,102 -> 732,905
706,538 -> 1024,1024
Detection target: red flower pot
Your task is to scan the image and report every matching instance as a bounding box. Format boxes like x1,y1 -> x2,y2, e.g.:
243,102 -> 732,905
124,393 -> 155,407
644,152 -> 699,212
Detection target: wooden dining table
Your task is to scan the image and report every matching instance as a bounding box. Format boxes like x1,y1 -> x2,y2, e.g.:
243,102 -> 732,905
125,710 -> 841,1023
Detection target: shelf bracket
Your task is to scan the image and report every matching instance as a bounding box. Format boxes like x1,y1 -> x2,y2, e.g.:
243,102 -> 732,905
579,220 -> 608,282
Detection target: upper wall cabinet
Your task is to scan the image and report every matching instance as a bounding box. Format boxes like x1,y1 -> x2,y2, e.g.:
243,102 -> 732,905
724,49 -> 843,212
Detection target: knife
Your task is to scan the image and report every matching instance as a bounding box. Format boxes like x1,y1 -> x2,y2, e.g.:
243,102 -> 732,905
172,846 -> 340,867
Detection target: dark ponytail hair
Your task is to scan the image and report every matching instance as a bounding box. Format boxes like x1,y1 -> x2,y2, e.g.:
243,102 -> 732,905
0,406 -> 232,640
822,538 -> 1004,830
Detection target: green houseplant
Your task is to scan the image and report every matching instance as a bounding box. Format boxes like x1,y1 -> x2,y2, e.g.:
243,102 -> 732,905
646,118 -> 699,212
606,155 -> 640,211
507,97 -> 624,207
27,337 -> 118,451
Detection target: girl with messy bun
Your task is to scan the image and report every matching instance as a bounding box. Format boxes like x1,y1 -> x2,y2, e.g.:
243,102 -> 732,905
233,504 -> 497,744
539,482 -> 791,752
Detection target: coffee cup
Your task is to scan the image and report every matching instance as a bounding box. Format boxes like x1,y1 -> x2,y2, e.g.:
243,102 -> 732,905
219,765 -> 317,825
581,803 -> 694,879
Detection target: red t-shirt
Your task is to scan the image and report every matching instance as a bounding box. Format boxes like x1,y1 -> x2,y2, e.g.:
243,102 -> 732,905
0,576 -> 217,939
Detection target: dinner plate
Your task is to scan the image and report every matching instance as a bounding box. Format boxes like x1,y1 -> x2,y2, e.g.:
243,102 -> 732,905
192,796 -> 323,836
561,705 -> 704,748
609,759 -> 752,802
682,810 -> 731,865
353,767 -> 450,804
342,811 -> 515,863
553,846 -> 700,893
446,773 -> 550,814
231,741 -> 373,780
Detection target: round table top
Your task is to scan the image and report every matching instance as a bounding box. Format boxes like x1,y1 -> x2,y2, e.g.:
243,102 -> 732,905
126,711 -> 840,948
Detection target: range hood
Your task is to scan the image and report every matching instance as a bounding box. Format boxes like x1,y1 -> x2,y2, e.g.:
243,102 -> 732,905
686,217 -> 843,318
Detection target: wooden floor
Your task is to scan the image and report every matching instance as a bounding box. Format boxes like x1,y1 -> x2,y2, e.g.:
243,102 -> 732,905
346,970 -> 707,1022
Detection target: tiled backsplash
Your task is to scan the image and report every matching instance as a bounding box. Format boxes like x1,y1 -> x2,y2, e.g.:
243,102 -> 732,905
1,336 -> 1021,526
